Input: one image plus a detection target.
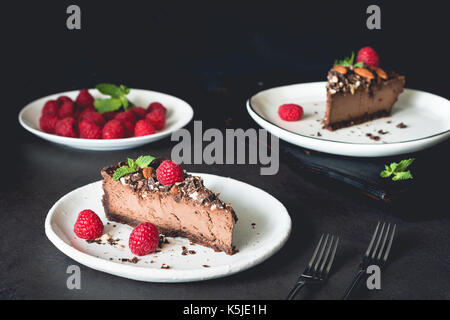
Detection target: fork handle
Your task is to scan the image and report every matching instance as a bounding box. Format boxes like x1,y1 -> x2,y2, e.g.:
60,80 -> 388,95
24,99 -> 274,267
286,280 -> 307,300
342,269 -> 366,300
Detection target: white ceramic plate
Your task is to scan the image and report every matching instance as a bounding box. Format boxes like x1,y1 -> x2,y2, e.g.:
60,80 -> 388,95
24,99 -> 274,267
19,88 -> 194,151
45,173 -> 291,282
247,82 -> 450,157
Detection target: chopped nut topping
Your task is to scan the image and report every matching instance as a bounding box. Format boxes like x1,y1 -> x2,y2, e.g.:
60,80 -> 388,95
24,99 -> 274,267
142,166 -> 154,179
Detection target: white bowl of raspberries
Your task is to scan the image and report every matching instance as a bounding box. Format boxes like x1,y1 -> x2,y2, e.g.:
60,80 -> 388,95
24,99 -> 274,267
18,86 -> 194,151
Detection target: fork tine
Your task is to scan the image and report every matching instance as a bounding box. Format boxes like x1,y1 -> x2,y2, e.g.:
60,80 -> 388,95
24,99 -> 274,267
365,221 -> 380,257
371,222 -> 386,259
377,223 -> 391,261
313,234 -> 330,272
307,234 -> 324,270
325,237 -> 339,276
382,224 -> 396,263
319,235 -> 334,274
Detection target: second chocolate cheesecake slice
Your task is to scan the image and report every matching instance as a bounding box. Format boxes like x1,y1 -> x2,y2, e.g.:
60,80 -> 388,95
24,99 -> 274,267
101,157 -> 237,255
324,52 -> 405,130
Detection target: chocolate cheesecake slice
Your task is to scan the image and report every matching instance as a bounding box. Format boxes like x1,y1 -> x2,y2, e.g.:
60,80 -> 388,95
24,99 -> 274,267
101,159 -> 237,255
324,57 -> 405,130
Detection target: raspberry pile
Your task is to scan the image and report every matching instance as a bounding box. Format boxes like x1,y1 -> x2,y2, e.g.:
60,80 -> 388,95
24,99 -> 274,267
39,89 -> 167,139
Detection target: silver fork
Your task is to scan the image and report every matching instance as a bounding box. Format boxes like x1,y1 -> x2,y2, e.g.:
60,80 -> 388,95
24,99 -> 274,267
286,234 -> 339,300
342,222 -> 396,300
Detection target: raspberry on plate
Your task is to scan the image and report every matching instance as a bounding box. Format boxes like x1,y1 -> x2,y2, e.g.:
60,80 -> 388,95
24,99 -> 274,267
356,47 -> 380,67
75,88 -> 94,109
131,107 -> 147,119
156,160 -> 184,185
115,110 -> 137,137
278,104 -> 304,121
102,119 -> 125,139
58,101 -> 75,119
55,117 -> 78,138
74,209 -> 104,240
146,109 -> 166,131
128,222 -> 159,256
39,114 -> 59,133
42,100 -> 59,116
121,120 -> 135,137
79,110 -> 106,127
56,96 -> 73,106
115,110 -> 137,124
147,102 -> 167,114
103,111 -> 117,121
134,119 -> 155,137
79,120 -> 102,139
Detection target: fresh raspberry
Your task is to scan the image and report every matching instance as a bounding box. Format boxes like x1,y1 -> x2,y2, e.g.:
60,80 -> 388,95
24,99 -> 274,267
128,222 -> 159,256
79,110 -> 106,127
278,104 -> 304,121
102,119 -> 125,139
79,120 -> 102,139
134,119 -> 155,137
115,110 -> 137,124
58,100 -> 75,118
42,100 -> 59,115
115,110 -> 137,137
39,114 -> 59,133
131,107 -> 147,119
55,117 -> 78,138
145,110 -> 166,131
75,88 -> 94,109
74,209 -> 104,240
356,47 -> 380,67
56,96 -> 73,106
103,111 -> 117,121
156,160 -> 184,185
123,120 -> 135,137
147,102 -> 167,114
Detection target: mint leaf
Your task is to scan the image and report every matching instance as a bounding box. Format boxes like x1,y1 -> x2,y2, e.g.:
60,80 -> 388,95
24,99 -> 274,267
127,158 -> 138,171
335,51 -> 365,68
120,85 -> 130,95
380,165 -> 392,178
113,155 -> 155,180
113,166 -> 135,180
396,158 -> 415,172
121,96 -> 129,109
94,83 -> 132,113
349,51 -> 355,65
381,158 -> 415,181
94,98 -> 122,114
135,155 -> 155,168
392,171 -> 413,181
389,162 -> 399,172
96,83 -> 122,98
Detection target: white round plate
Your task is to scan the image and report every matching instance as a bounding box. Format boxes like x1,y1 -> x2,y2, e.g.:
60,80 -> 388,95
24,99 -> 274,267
247,82 -> 450,157
45,173 -> 291,282
19,88 -> 193,151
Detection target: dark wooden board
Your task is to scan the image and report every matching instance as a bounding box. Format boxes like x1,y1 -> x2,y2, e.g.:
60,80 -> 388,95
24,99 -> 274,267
280,139 -> 449,202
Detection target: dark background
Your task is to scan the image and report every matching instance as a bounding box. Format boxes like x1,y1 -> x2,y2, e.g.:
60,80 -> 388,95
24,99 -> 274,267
1,1 -> 449,300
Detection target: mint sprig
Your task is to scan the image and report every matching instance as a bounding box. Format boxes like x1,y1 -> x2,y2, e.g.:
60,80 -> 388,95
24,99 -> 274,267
94,84 -> 133,114
380,158 -> 415,181
112,155 -> 156,180
335,52 -> 365,68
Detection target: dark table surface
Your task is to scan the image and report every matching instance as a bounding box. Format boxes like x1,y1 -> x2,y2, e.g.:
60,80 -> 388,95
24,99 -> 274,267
1,1 -> 449,300
1,80 -> 449,300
